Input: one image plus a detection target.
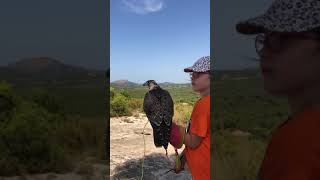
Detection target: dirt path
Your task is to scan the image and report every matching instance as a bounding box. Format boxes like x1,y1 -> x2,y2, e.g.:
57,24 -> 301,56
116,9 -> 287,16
110,113 -> 192,180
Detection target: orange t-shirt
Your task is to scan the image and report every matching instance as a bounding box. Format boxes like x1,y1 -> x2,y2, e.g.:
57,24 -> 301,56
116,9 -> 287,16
259,108 -> 320,180
185,95 -> 210,180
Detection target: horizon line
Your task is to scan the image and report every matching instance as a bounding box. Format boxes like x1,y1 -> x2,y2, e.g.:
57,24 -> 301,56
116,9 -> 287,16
110,79 -> 191,84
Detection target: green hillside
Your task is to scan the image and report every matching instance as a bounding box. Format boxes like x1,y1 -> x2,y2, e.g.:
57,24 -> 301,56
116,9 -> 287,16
213,70 -> 288,180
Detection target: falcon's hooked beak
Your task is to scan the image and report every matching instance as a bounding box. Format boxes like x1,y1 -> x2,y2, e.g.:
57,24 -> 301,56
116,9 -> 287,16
143,80 -> 158,90
143,81 -> 148,86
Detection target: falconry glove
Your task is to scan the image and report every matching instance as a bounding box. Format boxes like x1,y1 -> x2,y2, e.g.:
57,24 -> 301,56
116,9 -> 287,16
169,122 -> 186,149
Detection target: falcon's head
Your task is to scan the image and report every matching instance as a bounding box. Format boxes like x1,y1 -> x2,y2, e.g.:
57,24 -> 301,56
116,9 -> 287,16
143,80 -> 158,90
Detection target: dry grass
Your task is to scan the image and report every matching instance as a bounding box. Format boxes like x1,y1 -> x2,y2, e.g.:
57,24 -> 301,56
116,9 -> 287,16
173,102 -> 194,125
214,131 -> 266,180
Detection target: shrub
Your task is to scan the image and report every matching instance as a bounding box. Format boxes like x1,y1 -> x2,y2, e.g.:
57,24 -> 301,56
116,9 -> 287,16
30,88 -> 66,118
110,88 -> 131,117
110,87 -> 115,99
0,84 -> 71,175
0,81 -> 18,123
128,98 -> 143,112
0,101 -> 70,175
119,89 -> 130,99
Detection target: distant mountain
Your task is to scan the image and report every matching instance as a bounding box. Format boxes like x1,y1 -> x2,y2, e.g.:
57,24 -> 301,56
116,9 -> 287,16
111,80 -> 139,88
159,82 -> 176,86
0,57 -> 105,83
110,80 -> 191,89
7,57 -> 68,73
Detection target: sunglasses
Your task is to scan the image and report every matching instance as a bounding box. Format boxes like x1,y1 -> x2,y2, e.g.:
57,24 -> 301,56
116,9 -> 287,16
255,32 -> 320,55
189,71 -> 210,79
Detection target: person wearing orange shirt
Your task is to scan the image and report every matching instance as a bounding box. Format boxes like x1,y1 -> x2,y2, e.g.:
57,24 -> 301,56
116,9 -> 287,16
236,0 -> 320,179
169,56 -> 210,180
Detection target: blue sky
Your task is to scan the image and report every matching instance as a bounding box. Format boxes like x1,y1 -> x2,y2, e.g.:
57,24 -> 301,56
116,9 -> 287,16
213,0 -> 272,70
0,0 -> 107,70
110,0 -> 210,84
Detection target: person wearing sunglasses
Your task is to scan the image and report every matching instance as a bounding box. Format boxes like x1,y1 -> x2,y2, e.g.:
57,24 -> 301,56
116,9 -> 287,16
236,0 -> 320,179
168,56 -> 210,180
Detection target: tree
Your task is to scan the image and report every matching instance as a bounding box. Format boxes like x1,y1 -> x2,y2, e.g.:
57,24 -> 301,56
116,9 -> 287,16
0,81 -> 17,123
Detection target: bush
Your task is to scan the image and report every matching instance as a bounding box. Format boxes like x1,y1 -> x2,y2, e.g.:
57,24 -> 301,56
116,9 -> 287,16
110,88 -> 131,117
0,101 -> 70,175
119,89 -> 130,99
56,116 -> 105,161
110,87 -> 115,99
0,82 -> 107,175
111,94 -> 131,117
128,98 -> 143,112
30,88 -> 66,118
0,81 -> 18,123
0,84 -> 71,175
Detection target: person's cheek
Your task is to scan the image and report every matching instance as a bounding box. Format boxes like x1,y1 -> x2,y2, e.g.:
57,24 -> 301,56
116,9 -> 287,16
277,52 -> 306,91
204,77 -> 210,88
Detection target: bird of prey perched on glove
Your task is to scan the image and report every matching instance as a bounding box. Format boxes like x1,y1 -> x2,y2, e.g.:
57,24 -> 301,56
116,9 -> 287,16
143,80 -> 174,156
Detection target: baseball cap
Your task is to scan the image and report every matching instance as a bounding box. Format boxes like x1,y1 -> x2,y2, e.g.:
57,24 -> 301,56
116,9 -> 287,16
236,0 -> 320,34
184,56 -> 210,73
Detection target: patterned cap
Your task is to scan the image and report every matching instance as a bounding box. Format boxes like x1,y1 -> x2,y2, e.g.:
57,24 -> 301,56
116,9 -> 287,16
236,0 -> 320,34
184,56 -> 210,72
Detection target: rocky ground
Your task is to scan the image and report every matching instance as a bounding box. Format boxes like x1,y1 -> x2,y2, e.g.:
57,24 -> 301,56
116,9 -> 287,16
0,162 -> 108,180
110,113 -> 192,180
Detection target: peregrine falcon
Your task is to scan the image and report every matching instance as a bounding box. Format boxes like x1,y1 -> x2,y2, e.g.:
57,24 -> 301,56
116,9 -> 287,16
143,80 -> 174,155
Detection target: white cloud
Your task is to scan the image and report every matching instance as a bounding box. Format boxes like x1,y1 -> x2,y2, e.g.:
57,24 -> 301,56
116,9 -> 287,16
121,0 -> 165,15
